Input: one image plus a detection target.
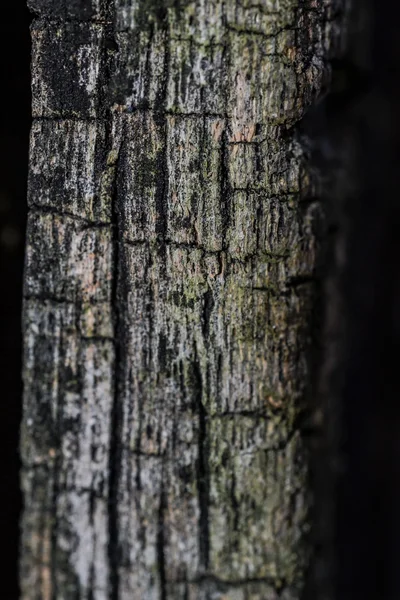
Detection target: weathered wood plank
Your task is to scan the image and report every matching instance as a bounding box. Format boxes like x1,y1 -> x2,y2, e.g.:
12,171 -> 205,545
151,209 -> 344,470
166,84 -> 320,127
21,1 -> 347,598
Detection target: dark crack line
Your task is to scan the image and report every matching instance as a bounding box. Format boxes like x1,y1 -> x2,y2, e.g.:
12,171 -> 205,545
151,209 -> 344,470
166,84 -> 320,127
107,120 -> 125,600
193,344 -> 210,572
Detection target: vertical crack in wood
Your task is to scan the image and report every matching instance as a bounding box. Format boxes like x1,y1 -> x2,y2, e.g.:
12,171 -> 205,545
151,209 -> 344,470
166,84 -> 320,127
219,124 -> 230,252
193,348 -> 210,574
107,118 -> 123,600
154,27 -> 170,246
157,469 -> 168,600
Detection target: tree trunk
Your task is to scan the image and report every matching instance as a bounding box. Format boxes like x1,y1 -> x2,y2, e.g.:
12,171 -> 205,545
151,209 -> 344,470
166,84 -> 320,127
21,1 -> 346,599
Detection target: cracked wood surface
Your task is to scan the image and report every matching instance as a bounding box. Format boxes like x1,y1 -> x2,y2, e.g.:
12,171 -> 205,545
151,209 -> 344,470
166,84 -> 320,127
21,1 -> 346,598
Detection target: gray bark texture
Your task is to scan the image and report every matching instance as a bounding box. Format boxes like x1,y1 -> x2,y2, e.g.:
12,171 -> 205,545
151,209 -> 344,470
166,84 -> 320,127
21,1 -> 346,599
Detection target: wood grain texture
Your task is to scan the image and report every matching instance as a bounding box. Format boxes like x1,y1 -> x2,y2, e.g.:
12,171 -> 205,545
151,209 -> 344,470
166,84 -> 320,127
21,1 -> 347,598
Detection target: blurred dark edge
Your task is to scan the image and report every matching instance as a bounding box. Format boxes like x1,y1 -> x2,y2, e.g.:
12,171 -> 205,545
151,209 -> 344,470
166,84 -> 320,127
309,0 -> 400,597
299,0 -> 400,596
333,0 -> 400,596
0,1 -> 31,598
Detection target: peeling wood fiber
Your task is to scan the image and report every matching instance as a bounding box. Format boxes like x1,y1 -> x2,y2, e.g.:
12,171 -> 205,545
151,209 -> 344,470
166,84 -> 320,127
21,1 -> 347,599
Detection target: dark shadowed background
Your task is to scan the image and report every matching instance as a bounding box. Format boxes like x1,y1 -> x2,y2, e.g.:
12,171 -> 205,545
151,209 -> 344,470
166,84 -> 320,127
0,2 -> 31,597
332,0 -> 400,597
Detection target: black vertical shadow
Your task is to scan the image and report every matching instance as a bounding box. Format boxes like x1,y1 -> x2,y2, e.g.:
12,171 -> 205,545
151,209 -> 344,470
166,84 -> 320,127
334,0 -> 400,597
0,1 -> 31,598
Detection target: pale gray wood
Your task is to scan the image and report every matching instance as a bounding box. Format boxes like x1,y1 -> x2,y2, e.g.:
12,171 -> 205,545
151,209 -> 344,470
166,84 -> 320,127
21,1 -> 347,598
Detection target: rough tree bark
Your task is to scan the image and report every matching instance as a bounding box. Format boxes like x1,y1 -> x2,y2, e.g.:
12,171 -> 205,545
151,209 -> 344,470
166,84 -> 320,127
21,1 -> 346,599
